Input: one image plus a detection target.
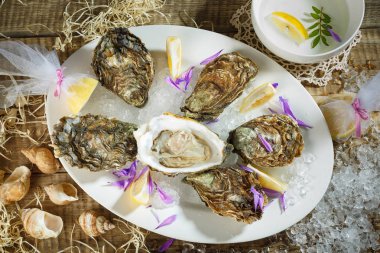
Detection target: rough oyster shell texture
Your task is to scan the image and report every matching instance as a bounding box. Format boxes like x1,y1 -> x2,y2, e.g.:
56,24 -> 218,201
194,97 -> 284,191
51,114 -> 137,171
229,114 -> 304,168
92,28 -> 154,107
181,52 -> 258,121
184,167 -> 267,224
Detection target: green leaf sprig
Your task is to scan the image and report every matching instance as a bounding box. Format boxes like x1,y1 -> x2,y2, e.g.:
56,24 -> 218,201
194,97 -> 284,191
308,6 -> 332,48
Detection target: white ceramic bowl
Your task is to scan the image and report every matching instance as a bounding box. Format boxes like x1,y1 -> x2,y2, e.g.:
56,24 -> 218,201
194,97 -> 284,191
251,0 -> 365,64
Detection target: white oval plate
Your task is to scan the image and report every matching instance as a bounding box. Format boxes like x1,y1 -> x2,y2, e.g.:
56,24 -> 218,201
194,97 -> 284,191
46,25 -> 333,243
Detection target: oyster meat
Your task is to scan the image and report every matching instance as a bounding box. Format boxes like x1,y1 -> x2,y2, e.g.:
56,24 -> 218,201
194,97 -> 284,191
229,114 -> 304,168
181,52 -> 258,121
134,113 -> 228,175
184,167 -> 267,224
92,28 -> 154,107
51,114 -> 137,171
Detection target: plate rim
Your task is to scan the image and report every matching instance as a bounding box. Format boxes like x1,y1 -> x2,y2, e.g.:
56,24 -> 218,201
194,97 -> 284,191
46,24 -> 334,244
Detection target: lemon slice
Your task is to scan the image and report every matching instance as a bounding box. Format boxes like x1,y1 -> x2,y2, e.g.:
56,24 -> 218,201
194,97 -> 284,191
166,36 -> 182,79
270,12 -> 309,44
130,170 -> 150,205
66,77 -> 98,114
247,165 -> 287,193
240,82 -> 276,113
320,103 -> 356,140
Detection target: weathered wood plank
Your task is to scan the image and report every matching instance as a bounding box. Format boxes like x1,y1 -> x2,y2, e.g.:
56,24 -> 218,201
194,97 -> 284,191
0,0 -> 379,38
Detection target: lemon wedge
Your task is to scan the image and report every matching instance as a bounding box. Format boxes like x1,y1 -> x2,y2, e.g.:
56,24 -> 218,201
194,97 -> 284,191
270,11 -> 309,44
248,165 -> 287,193
166,36 -> 182,79
130,170 -> 150,205
66,77 -> 98,114
240,82 -> 276,113
320,103 -> 356,140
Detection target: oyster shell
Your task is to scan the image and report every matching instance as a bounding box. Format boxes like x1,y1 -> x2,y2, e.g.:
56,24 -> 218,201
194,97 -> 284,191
51,114 -> 137,171
229,114 -> 304,168
184,167 -> 267,224
181,52 -> 258,121
134,113 -> 227,174
92,28 -> 154,107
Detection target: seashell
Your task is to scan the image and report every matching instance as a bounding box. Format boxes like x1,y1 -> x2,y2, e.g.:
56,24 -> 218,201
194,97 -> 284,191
78,210 -> 115,237
22,208 -> 63,239
0,166 -> 31,205
44,183 -> 79,205
21,147 -> 60,174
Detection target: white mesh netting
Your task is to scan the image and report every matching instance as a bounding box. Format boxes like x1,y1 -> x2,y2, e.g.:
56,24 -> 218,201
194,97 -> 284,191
230,0 -> 362,86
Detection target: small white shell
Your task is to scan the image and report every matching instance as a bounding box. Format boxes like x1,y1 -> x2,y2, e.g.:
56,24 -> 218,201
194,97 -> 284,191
0,166 -> 31,205
44,183 -> 79,205
22,208 -> 63,239
78,210 -> 115,237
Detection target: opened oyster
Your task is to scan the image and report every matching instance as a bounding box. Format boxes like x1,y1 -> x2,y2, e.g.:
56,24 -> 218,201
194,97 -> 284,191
51,114 -> 137,171
184,167 -> 267,224
181,52 -> 258,121
229,114 -> 304,168
92,28 -> 154,107
134,113 -> 227,175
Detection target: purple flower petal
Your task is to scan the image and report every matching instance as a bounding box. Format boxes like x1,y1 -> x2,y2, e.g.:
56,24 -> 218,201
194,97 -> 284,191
155,183 -> 174,204
155,214 -> 176,229
257,133 -> 273,153
112,160 -> 137,178
110,177 -> 134,191
239,164 -> 254,173
272,82 -> 279,88
250,186 -> 260,211
165,76 -> 184,92
279,96 -> 312,128
150,209 -> 160,223
280,192 -> 287,213
200,49 -> 223,65
204,118 -> 219,125
328,28 -> 342,42
262,188 -> 283,198
180,66 -> 195,90
268,107 -> 278,114
158,238 -> 175,252
148,173 -> 154,195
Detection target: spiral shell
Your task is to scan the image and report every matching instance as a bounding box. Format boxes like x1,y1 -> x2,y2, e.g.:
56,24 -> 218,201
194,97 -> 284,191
0,166 -> 31,205
78,210 -> 115,237
44,183 -> 79,205
22,208 -> 63,239
21,147 -> 60,174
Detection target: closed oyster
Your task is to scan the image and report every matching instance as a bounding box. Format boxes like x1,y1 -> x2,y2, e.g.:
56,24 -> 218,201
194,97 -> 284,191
51,114 -> 137,171
134,113 -> 227,175
181,52 -> 258,121
184,167 -> 267,224
22,208 -> 63,239
92,28 -> 154,107
229,114 -> 304,168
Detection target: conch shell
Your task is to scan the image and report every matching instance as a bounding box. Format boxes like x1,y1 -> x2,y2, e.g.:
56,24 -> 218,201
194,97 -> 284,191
21,147 -> 60,174
44,183 -> 79,205
0,166 -> 31,205
22,208 -> 63,239
78,210 -> 115,237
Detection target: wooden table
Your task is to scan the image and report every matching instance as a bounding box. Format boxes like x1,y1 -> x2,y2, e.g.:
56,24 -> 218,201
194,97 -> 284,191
0,0 -> 379,252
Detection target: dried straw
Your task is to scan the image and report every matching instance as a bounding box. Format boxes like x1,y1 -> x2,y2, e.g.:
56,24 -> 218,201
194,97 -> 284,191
54,0 -> 167,51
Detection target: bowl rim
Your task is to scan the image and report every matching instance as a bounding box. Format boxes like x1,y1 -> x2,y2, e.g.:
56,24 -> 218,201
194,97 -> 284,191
251,0 -> 365,58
